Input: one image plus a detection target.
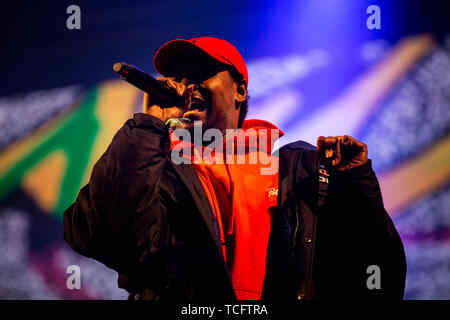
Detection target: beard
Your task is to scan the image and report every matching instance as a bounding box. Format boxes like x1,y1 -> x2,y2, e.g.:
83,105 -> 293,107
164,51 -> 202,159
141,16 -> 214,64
186,108 -> 229,141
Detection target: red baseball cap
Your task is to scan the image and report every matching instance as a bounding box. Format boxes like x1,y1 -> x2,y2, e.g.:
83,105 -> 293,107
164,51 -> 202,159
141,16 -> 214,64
153,37 -> 248,86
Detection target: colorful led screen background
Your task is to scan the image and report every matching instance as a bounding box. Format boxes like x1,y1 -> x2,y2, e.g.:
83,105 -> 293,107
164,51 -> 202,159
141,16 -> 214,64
0,0 -> 449,299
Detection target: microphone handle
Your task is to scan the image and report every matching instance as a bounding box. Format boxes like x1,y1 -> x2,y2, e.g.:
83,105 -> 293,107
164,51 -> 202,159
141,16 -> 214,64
113,62 -> 182,105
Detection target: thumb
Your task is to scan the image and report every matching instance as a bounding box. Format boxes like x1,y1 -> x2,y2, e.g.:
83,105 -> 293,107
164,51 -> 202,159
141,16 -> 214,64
181,84 -> 195,111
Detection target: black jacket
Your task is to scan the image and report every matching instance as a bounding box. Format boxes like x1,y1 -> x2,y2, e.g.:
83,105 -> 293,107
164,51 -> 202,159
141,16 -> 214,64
262,140 -> 407,300
63,113 -> 406,300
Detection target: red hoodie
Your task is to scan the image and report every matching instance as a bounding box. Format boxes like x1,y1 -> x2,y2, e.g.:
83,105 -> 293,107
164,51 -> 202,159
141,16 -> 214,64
170,119 -> 283,299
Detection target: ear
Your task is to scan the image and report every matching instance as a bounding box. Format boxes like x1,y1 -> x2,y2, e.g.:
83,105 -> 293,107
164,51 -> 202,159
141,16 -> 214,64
235,80 -> 247,109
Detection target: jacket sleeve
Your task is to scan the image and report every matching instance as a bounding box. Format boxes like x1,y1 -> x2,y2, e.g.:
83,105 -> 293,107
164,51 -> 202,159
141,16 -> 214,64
314,160 -> 407,299
63,113 -> 174,280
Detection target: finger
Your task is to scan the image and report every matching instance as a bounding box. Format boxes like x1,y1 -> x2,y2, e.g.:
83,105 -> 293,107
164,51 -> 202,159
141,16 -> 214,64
353,138 -> 368,159
343,135 -> 366,153
165,78 -> 179,94
355,140 -> 367,152
343,135 -> 357,147
183,84 -> 194,98
143,92 -> 149,110
350,136 -> 367,151
317,136 -> 336,149
181,84 -> 195,111
317,136 -> 343,165
317,136 -> 326,151
318,136 -> 334,159
325,136 -> 337,159
332,136 -> 342,166
158,78 -> 183,97
317,136 -> 339,159
171,79 -> 187,97
156,77 -> 174,80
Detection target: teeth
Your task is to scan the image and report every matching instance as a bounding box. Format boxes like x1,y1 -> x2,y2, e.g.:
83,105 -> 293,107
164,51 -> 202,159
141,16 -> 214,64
188,95 -> 208,111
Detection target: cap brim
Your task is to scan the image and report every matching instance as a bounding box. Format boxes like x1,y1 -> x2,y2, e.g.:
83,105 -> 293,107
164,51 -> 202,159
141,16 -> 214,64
153,39 -> 232,79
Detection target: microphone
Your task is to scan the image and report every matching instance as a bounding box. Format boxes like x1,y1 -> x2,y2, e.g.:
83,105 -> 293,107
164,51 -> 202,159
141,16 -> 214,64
113,62 -> 182,105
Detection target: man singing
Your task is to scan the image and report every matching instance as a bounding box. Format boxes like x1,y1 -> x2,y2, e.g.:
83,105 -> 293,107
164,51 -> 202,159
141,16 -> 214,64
63,37 -> 406,300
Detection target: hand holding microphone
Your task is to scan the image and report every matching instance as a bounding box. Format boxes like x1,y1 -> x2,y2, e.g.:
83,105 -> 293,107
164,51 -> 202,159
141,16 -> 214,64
113,62 -> 193,125
142,77 -> 194,125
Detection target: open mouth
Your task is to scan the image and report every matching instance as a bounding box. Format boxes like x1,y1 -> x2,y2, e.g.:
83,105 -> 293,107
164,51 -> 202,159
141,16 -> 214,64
184,93 -> 209,118
188,96 -> 208,112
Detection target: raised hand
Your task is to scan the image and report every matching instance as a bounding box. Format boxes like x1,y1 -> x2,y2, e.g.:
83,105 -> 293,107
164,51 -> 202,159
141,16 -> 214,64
317,135 -> 368,172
